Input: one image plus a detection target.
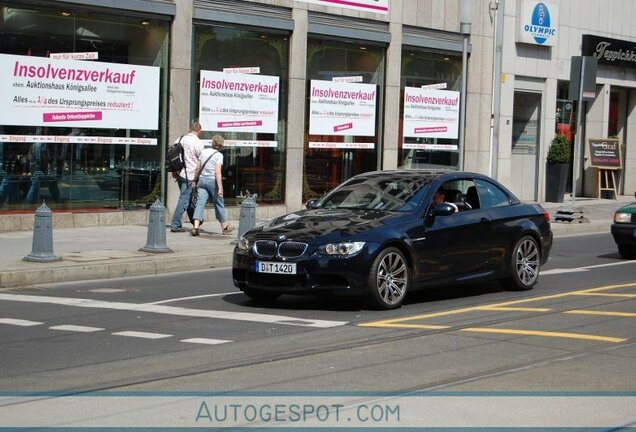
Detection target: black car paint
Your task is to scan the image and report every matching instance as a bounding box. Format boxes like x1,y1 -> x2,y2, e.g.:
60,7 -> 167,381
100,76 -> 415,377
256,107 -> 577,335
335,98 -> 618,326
232,170 -> 552,300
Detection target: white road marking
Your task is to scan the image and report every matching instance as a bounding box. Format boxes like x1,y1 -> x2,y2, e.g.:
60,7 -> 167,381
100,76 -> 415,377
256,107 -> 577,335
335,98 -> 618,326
542,260 -> 636,276
0,294 -> 348,328
0,318 -> 42,327
49,325 -> 104,333
112,331 -> 172,339
148,292 -> 240,305
180,338 -> 232,345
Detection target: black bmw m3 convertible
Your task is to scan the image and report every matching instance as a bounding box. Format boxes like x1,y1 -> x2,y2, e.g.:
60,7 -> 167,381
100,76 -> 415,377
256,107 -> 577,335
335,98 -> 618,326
233,170 -> 553,309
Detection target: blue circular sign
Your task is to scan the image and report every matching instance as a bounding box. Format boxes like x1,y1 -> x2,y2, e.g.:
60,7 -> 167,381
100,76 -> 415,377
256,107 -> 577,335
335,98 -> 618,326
531,3 -> 551,44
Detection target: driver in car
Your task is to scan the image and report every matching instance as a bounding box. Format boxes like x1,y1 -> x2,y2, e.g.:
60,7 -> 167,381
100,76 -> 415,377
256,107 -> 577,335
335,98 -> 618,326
434,186 -> 459,212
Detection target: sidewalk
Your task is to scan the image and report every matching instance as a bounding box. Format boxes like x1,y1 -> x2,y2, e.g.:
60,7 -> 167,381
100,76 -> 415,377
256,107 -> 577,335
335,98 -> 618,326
0,195 -> 633,288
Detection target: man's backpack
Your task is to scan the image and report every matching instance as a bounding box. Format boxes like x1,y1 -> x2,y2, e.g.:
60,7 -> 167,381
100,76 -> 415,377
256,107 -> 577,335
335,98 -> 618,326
166,135 -> 185,173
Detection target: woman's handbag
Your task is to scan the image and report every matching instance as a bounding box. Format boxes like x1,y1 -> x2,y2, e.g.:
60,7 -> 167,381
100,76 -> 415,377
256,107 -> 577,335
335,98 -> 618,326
187,189 -> 198,225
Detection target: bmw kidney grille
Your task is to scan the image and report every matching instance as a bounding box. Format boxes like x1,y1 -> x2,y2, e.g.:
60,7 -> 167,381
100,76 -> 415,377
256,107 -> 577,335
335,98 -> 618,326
254,240 -> 307,259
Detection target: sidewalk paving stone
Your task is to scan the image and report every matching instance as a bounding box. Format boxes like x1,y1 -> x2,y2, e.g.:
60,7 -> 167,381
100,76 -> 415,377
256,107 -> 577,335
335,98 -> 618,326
0,195 -> 633,288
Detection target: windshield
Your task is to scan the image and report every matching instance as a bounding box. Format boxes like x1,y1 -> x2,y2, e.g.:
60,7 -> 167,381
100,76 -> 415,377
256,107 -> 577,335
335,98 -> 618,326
317,175 -> 431,212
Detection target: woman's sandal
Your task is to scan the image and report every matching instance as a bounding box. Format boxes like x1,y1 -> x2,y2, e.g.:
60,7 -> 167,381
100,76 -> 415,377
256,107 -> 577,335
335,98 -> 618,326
222,225 -> 235,235
191,228 -> 199,236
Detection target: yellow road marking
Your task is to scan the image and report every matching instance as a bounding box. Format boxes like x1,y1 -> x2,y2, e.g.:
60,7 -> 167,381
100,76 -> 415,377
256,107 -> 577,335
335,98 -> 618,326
565,310 -> 636,318
461,327 -> 627,343
358,323 -> 449,329
572,293 -> 636,298
359,282 -> 636,328
478,307 -> 552,312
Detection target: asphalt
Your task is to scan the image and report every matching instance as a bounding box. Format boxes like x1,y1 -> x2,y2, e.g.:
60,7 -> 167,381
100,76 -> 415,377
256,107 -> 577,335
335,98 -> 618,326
0,195 -> 634,289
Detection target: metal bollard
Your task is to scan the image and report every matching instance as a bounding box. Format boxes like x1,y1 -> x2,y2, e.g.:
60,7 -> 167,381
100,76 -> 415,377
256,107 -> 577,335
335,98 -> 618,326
24,201 -> 60,262
139,199 -> 173,253
237,193 -> 258,239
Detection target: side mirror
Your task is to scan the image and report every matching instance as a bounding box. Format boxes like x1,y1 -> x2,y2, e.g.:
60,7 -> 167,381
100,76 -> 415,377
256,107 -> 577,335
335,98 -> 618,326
433,203 -> 457,216
306,199 -> 319,209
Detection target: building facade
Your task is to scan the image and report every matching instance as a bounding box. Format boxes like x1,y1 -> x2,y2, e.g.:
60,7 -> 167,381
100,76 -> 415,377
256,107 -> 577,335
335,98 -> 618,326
0,0 -> 634,231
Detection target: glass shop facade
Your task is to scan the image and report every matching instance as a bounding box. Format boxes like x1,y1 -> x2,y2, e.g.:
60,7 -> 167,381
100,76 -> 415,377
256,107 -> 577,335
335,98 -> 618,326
0,0 -> 467,221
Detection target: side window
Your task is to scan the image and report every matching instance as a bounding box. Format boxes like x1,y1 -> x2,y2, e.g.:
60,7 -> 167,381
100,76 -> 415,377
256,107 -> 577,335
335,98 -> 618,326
475,179 -> 510,208
440,179 -> 477,211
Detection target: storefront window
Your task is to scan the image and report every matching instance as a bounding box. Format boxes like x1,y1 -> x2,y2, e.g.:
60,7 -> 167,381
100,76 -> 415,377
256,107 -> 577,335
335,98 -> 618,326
0,4 -> 169,212
555,81 -> 573,141
398,48 -> 462,170
192,24 -> 289,205
304,37 -> 385,200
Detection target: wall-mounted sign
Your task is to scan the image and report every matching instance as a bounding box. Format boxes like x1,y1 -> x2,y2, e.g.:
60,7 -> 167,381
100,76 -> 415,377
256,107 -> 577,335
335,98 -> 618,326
403,87 -> 460,139
0,53 -> 159,130
309,80 -> 377,137
516,1 -> 558,46
198,70 -> 280,133
295,0 -> 388,14
582,34 -> 636,69
587,138 -> 622,169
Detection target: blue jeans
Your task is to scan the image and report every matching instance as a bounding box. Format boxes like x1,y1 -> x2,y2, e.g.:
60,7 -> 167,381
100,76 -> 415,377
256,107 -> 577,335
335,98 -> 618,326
193,176 -> 225,224
170,175 -> 193,229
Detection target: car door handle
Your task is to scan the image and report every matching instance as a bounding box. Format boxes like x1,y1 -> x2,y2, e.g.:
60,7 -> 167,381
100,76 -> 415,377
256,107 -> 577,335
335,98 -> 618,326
480,217 -> 491,223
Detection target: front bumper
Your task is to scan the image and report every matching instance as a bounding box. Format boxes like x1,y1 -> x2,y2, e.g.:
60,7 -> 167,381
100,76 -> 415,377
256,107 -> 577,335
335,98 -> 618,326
232,245 -> 379,295
611,223 -> 636,246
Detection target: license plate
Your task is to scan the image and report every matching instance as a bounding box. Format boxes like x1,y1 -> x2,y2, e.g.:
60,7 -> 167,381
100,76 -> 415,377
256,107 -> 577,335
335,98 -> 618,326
256,261 -> 297,274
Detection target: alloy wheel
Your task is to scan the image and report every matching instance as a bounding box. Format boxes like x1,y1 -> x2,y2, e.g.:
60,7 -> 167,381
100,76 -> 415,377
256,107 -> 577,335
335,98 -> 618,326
515,238 -> 540,286
376,251 -> 408,306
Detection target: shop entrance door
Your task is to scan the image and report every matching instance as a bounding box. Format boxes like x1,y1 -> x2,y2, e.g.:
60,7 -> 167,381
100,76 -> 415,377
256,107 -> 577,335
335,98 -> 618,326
511,91 -> 541,201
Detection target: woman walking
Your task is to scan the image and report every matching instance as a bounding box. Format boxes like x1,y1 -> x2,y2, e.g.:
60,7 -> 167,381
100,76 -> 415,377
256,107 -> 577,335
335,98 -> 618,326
191,135 -> 235,236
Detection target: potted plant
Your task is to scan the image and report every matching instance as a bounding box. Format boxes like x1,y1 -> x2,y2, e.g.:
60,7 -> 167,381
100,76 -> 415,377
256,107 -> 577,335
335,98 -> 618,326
545,134 -> 571,203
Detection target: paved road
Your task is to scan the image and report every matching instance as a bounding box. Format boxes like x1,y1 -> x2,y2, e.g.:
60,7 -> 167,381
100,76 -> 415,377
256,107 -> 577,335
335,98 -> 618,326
1,232 -> 635,428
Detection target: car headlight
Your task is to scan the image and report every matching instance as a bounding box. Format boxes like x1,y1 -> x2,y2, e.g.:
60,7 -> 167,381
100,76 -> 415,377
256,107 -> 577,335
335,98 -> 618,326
237,237 -> 250,251
614,212 -> 631,223
318,241 -> 365,256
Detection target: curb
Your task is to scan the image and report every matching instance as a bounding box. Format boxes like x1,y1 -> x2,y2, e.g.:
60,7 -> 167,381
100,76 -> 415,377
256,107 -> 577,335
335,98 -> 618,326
0,253 -> 234,289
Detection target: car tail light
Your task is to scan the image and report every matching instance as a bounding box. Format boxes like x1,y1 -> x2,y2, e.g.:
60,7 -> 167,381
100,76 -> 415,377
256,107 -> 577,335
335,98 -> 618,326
543,209 -> 551,223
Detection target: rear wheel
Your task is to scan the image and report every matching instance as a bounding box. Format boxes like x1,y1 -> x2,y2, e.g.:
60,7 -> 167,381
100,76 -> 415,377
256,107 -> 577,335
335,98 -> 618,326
241,287 -> 281,301
502,235 -> 540,291
367,247 -> 409,310
618,245 -> 635,259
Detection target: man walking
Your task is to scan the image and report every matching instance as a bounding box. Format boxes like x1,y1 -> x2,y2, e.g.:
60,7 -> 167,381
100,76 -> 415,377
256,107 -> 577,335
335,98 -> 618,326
170,121 -> 203,232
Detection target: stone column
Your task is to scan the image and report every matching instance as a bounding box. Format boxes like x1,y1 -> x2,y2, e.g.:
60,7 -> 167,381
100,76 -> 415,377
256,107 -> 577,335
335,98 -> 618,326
166,0 -> 195,219
285,7 -> 309,213
382,21 -> 402,170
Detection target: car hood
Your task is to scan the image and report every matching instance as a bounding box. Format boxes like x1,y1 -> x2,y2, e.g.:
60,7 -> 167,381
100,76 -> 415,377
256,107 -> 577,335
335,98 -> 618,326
617,201 -> 636,214
249,208 -> 399,242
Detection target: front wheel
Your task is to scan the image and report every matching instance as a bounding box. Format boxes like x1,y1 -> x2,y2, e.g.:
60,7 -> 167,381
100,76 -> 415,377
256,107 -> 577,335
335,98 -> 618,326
502,235 -> 540,291
618,245 -> 635,259
367,247 -> 409,310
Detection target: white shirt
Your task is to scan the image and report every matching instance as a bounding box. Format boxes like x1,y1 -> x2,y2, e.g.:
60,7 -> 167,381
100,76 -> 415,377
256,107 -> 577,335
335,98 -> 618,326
198,147 -> 224,179
178,132 -> 203,180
